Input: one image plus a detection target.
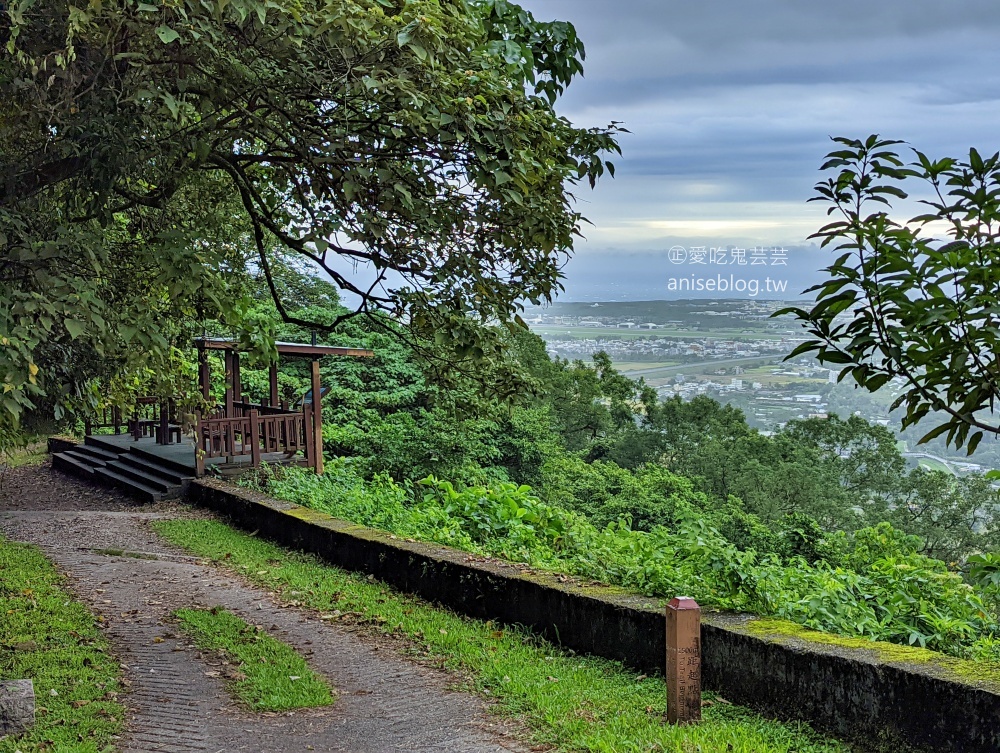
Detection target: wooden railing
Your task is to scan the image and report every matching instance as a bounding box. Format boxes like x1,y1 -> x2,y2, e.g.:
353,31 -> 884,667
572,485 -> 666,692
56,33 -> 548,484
194,406 -> 314,476
84,398 -> 178,444
231,400 -> 297,417
83,407 -> 124,436
129,398 -> 165,441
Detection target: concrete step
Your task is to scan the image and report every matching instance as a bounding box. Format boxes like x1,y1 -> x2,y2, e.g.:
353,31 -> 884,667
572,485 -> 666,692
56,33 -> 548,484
92,467 -> 166,504
126,444 -> 196,477
83,434 -> 133,455
103,460 -> 177,493
75,443 -> 121,463
117,453 -> 190,485
62,448 -> 108,468
52,452 -> 98,479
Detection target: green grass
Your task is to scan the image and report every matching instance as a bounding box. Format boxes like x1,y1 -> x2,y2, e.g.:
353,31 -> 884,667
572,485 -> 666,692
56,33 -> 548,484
917,458 -> 953,475
152,518 -> 855,753
607,361 -> 681,372
173,606 -> 334,711
0,537 -> 125,753
1,440 -> 48,469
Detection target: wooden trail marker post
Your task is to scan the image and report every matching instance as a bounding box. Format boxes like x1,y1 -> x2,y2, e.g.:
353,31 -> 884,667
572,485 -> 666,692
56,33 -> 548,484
666,596 -> 702,725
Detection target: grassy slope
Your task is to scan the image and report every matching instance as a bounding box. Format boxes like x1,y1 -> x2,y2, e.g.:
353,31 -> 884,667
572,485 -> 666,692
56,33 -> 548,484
1,440 -> 49,470
917,458 -> 953,475
0,538 -> 125,753
153,519 -> 855,753
173,607 -> 334,711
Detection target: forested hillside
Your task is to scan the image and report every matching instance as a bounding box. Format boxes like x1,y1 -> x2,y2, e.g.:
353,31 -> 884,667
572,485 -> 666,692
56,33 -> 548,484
181,267 -> 1000,663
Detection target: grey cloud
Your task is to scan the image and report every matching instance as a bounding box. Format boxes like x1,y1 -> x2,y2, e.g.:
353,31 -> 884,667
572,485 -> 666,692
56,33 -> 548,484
555,245 -> 831,301
333,3 -> 1000,306
526,0 -> 1000,124
528,1 -> 1000,51
518,0 -> 1000,288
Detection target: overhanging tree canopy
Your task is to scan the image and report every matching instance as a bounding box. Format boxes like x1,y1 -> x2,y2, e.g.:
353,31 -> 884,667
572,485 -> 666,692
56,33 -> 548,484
1,0 -> 621,425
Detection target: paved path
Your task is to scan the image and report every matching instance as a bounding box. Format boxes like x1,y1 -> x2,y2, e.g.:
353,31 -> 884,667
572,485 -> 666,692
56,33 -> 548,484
0,464 -> 526,753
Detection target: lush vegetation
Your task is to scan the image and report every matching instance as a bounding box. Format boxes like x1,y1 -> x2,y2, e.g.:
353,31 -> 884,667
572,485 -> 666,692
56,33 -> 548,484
1,0 -> 620,444
173,607 -> 334,711
9,0 -> 1000,678
785,136 -> 1000,451
12,243 -> 1000,665
0,537 -> 125,753
154,519 -> 853,753
251,463 -> 997,661
165,266 -> 994,663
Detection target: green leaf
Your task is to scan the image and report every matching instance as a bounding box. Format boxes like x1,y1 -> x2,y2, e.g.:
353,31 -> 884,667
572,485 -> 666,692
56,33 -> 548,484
155,24 -> 180,43
968,430 -> 984,454
396,20 -> 418,47
161,92 -> 179,118
64,320 -> 86,339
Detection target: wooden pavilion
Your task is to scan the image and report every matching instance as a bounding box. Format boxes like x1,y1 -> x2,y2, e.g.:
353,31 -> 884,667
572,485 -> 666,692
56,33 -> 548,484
55,337 -> 373,500
190,338 -> 374,476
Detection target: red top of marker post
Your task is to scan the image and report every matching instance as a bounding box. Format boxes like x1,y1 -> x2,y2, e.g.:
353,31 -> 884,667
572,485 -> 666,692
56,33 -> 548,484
668,597 -> 700,610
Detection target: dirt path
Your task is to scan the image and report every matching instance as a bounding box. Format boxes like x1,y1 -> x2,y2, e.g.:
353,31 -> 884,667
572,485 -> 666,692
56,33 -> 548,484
0,463 -> 528,753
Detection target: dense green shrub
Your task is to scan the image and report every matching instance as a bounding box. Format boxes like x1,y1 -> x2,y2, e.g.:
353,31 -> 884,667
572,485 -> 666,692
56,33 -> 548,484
249,464 -> 1000,659
217,269 -> 1000,663
538,453 -> 711,529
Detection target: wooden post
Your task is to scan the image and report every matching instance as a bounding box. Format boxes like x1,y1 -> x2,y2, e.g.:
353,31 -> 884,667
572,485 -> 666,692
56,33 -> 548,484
84,418 -> 92,436
158,401 -> 169,445
199,345 -> 211,402
269,362 -> 279,408
302,404 -> 314,468
232,350 -> 242,403
224,348 -> 234,417
666,597 -> 701,725
194,412 -> 205,477
248,410 -> 261,467
113,407 -> 121,435
222,348 -> 236,463
310,359 -> 323,475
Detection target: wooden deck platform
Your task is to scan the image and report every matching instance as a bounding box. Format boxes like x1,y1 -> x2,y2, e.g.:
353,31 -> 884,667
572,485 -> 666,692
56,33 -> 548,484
85,432 -> 301,475
52,431 -> 308,503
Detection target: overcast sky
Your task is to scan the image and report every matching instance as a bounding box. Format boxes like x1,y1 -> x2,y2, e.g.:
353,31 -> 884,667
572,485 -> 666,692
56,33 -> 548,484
522,0 -> 1000,298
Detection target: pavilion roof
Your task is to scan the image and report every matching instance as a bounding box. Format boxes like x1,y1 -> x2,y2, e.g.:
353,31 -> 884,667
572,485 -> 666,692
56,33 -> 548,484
195,337 -> 374,359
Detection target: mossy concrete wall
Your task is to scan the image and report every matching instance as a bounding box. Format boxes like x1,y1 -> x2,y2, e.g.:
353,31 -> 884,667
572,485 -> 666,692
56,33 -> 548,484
187,479 -> 1000,753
